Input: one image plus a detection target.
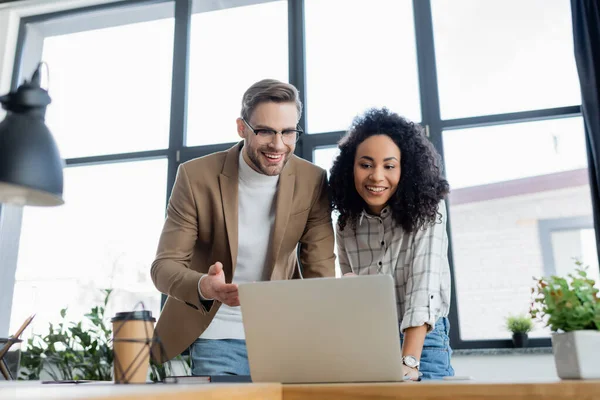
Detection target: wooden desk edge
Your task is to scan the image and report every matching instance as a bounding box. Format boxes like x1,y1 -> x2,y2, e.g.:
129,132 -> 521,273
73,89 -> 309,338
282,380 -> 600,400
0,382 -> 282,400
4,379 -> 600,400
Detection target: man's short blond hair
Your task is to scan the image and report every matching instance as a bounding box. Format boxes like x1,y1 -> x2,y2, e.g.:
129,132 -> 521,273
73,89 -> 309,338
241,79 -> 302,121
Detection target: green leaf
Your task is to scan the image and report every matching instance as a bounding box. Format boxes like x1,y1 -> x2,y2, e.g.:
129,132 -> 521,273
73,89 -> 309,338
530,261 -> 600,333
20,288 -> 116,381
506,314 -> 534,333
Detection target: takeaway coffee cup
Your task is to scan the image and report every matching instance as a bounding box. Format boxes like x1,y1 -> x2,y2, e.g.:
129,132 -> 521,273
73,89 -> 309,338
111,310 -> 156,384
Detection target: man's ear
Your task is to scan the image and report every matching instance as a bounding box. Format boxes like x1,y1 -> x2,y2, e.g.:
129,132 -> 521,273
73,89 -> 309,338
236,118 -> 246,139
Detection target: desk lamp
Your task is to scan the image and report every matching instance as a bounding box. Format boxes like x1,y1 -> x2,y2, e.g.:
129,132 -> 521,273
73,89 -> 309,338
0,62 -> 63,206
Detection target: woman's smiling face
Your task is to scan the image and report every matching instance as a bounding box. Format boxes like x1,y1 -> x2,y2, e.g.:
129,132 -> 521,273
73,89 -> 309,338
353,134 -> 401,215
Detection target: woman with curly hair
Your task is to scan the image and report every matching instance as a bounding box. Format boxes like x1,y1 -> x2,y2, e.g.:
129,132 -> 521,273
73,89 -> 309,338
330,108 -> 453,381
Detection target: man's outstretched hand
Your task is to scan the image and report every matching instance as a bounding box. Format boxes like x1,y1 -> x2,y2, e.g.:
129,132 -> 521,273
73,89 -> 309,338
200,262 -> 239,306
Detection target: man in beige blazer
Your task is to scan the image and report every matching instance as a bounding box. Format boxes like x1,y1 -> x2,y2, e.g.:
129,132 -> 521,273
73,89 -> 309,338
150,79 -> 335,375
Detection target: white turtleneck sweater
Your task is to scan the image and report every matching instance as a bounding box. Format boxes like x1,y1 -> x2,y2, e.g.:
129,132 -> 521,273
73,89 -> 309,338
199,150 -> 279,339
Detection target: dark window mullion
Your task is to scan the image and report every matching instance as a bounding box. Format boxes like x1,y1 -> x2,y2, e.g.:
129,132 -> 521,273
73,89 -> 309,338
454,338 -> 551,350
302,131 -> 344,151
413,0 -> 465,348
288,0 -> 307,160
161,0 -> 191,311
442,105 -> 582,131
65,149 -> 169,166
166,0 -> 191,205
15,0 -> 166,24
180,141 -> 239,163
413,0 -> 443,152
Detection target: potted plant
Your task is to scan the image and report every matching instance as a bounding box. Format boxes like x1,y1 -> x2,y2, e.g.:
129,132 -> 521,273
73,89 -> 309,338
19,289 -> 187,382
530,261 -> 600,379
505,314 -> 533,347
19,289 -> 114,381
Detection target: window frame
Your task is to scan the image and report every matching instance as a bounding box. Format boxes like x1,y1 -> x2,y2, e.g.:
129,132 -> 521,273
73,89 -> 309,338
1,0 -> 176,338
2,0 -> 591,350
538,215 -> 595,276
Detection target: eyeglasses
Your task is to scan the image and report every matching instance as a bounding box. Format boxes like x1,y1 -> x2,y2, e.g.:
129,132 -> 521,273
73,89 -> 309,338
242,118 -> 303,144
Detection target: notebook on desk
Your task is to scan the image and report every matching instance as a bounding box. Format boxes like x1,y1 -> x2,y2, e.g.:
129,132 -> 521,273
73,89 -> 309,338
163,375 -> 252,384
239,274 -> 404,384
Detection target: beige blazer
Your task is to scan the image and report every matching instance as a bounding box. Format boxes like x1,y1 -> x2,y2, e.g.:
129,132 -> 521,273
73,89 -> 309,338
150,142 -> 335,361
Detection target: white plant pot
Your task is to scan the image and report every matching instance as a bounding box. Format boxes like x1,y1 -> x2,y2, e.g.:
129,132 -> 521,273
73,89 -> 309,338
552,331 -> 600,379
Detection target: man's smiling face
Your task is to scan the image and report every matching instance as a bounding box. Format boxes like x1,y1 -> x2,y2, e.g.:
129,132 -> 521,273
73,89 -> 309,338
237,101 -> 298,176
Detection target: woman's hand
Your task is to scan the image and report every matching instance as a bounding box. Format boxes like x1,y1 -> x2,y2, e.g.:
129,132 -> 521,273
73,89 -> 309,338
343,272 -> 357,277
403,365 -> 420,381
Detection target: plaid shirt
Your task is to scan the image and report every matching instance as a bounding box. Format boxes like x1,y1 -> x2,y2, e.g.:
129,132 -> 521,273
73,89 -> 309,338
336,201 -> 451,332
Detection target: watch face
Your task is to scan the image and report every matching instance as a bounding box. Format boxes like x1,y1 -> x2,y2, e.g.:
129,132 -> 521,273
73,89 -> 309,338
403,356 -> 418,368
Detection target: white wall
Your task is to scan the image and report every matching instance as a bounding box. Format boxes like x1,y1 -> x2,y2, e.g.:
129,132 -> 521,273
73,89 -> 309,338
451,185 -> 593,340
0,3 -> 20,118
0,1 -> 25,339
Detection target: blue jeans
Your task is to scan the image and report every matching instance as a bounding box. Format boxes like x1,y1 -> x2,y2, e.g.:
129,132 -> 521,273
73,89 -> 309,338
190,339 -> 250,376
400,317 -> 454,380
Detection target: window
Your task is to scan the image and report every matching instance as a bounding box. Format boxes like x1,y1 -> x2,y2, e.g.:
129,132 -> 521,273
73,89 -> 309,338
186,0 -> 288,146
313,146 -> 341,277
444,117 -> 596,340
10,160 -> 168,342
3,0 -> 596,352
313,146 -> 339,178
41,13 -> 174,158
444,118 -> 588,189
538,216 -> 600,285
550,229 -> 599,282
6,2 -> 175,342
304,0 -> 420,134
432,0 -> 580,119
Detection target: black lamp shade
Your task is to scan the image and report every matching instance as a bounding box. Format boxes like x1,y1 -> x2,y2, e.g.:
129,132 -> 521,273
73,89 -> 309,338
0,64 -> 64,206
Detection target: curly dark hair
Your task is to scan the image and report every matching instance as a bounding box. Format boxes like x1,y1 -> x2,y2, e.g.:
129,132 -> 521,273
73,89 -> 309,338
330,108 -> 449,233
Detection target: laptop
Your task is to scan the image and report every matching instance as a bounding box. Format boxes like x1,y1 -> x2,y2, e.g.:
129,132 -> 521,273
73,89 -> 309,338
238,274 -> 404,383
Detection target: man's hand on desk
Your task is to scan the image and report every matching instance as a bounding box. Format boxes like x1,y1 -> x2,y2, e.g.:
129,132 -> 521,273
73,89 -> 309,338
199,262 -> 240,306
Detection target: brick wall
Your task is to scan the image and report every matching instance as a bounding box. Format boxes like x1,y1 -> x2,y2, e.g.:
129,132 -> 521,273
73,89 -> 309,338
449,185 -> 594,340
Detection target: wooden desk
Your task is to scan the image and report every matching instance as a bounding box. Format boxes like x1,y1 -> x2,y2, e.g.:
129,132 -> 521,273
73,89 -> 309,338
0,381 -> 280,400
1,379 -> 600,400
283,380 -> 600,400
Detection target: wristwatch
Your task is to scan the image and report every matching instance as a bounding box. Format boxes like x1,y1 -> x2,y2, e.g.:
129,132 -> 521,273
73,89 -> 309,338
402,355 -> 420,370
